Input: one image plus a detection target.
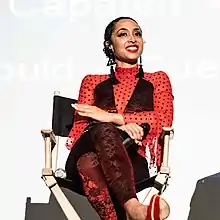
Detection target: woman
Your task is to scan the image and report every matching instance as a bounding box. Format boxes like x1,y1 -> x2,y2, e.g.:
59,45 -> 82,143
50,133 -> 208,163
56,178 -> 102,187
65,16 -> 174,220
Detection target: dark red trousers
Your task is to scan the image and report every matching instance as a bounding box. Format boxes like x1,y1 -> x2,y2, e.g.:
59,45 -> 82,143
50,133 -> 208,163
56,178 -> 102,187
65,122 -> 150,219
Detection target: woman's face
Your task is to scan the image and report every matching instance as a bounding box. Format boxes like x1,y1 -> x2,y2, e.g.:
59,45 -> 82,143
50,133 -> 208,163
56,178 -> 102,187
111,19 -> 144,64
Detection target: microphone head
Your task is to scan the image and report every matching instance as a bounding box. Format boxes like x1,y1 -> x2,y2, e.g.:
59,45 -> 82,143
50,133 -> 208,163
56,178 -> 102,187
140,123 -> 150,138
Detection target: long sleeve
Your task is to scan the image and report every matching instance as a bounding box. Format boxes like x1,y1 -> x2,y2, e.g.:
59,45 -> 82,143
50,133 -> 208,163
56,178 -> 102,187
122,71 -> 174,135
66,75 -> 94,150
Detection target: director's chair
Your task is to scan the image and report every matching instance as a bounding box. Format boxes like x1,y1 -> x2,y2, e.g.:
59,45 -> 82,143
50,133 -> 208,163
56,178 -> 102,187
41,91 -> 174,220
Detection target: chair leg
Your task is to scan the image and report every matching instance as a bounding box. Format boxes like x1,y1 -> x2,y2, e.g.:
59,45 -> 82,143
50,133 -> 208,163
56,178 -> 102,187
41,129 -> 81,220
42,173 -> 81,220
140,172 -> 169,206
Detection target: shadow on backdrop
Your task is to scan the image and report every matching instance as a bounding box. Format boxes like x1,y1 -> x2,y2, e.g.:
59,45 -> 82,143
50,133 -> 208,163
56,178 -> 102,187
187,172 -> 220,220
24,187 -> 101,220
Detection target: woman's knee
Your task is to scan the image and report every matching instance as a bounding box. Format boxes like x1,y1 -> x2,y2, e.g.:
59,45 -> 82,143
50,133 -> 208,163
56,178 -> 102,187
95,122 -> 116,130
76,152 -> 99,171
91,122 -> 119,140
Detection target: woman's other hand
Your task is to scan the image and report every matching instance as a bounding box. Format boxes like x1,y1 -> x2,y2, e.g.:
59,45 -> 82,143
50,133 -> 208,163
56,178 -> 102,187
118,123 -> 144,145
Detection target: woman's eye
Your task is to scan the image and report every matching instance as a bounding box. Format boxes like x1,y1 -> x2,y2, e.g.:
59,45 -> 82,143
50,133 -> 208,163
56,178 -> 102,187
118,32 -> 142,37
118,32 -> 127,37
135,32 -> 142,36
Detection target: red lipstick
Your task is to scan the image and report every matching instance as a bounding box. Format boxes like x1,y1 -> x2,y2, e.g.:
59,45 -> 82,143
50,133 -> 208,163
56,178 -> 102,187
126,45 -> 139,53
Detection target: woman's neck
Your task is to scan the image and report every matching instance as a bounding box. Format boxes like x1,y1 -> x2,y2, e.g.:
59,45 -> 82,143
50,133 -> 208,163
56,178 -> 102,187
115,60 -> 138,68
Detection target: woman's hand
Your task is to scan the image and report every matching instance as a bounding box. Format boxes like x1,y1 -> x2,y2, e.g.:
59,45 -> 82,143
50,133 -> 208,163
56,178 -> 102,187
72,103 -> 125,125
72,104 -> 113,122
118,123 -> 144,145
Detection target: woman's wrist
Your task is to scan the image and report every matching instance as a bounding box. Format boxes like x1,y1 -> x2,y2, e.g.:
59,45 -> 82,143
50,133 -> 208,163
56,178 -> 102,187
109,113 -> 125,125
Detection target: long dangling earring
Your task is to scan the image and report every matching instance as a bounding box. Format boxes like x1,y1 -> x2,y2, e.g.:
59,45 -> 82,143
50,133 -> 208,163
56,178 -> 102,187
136,56 -> 144,78
107,51 -> 119,85
104,40 -> 119,84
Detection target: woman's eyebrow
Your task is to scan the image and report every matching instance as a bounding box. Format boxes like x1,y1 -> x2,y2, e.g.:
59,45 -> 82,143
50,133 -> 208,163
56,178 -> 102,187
116,27 -> 141,34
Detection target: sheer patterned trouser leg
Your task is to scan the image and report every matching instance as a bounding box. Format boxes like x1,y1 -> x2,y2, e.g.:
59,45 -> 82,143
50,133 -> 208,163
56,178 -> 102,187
77,152 -> 118,220
67,123 -> 137,219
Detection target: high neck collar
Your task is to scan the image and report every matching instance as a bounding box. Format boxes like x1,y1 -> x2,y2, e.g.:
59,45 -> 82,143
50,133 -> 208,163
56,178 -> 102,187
114,64 -> 139,81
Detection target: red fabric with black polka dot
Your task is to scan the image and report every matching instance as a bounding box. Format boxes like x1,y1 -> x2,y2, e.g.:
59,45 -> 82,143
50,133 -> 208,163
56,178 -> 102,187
66,64 -> 174,166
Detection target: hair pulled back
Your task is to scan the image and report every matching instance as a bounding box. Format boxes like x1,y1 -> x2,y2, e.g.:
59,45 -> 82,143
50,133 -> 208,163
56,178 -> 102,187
103,17 -> 144,84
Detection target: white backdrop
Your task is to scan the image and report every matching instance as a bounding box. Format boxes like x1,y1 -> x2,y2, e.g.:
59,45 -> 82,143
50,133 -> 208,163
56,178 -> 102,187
1,0 -> 220,219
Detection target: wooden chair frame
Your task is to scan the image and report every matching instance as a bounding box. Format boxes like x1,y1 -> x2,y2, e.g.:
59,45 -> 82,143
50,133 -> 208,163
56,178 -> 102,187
41,92 -> 174,220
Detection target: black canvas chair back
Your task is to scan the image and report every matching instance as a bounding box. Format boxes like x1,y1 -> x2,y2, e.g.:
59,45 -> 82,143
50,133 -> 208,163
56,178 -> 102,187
52,94 -> 77,137
51,94 -> 82,190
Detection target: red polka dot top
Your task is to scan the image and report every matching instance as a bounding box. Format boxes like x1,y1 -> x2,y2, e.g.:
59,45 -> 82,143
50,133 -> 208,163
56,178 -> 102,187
66,64 -> 174,166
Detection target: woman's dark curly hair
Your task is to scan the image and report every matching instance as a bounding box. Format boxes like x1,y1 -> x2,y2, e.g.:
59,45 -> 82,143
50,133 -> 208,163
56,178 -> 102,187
103,17 -> 144,84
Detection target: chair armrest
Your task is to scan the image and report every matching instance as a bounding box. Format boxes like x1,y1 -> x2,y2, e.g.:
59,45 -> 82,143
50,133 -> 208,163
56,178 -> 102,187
41,129 -> 56,145
41,129 -> 56,175
140,127 -> 174,203
161,127 -> 174,139
161,127 -> 174,169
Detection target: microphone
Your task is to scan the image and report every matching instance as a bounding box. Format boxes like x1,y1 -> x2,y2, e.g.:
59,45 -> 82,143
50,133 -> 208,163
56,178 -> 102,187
120,123 -> 150,148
